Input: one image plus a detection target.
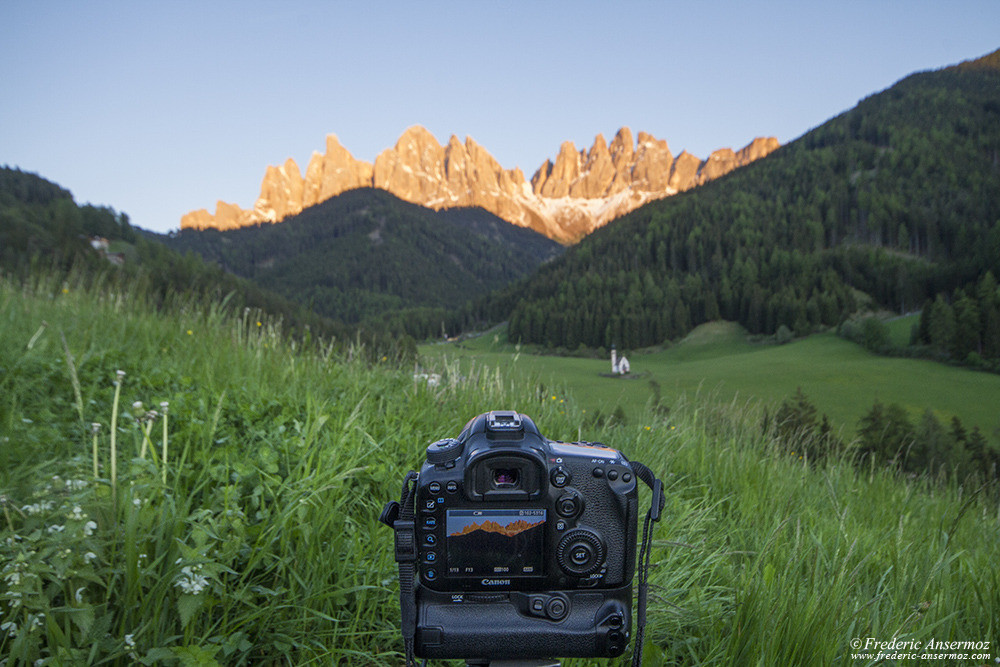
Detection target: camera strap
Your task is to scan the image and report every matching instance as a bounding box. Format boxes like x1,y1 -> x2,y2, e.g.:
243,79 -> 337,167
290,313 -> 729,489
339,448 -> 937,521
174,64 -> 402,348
380,470 -> 421,667
627,460 -> 665,667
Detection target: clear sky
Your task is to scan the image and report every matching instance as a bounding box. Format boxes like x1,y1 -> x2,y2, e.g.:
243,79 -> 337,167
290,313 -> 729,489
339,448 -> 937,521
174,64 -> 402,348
2,1 -> 998,234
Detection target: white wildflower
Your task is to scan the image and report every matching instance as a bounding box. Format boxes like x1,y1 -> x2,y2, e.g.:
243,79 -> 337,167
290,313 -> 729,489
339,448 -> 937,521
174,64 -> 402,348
83,552 -> 98,564
132,498 -> 141,507
30,613 -> 43,629
174,564 -> 209,595
4,572 -> 20,586
1,621 -> 16,637
66,479 -> 88,491
124,634 -> 136,648
70,506 -> 84,520
75,587 -> 86,603
83,520 -> 97,536
46,525 -> 65,534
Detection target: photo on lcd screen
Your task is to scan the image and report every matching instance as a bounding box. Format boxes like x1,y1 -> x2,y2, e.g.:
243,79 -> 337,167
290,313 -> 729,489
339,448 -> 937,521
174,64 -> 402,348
446,509 -> 546,576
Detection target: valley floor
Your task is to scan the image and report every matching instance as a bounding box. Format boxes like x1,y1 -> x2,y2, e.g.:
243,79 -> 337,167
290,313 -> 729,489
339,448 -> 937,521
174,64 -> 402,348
419,322 -> 1000,444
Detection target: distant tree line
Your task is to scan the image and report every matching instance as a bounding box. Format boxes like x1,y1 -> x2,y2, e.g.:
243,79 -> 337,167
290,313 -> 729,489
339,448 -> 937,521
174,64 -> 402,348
769,388 -> 999,486
913,272 -> 1000,367
838,272 -> 1000,372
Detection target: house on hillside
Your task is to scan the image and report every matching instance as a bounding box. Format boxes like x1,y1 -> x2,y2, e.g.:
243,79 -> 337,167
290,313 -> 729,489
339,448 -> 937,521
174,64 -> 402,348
89,236 -> 126,265
611,346 -> 630,375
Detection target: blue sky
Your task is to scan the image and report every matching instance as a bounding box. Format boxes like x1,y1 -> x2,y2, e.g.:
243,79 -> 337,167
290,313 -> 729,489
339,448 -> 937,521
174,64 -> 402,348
2,1 -> 998,233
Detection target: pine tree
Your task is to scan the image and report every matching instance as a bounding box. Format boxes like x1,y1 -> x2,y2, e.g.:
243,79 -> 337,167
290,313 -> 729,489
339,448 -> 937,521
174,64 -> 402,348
952,289 -> 981,358
857,400 -> 914,466
927,295 -> 956,355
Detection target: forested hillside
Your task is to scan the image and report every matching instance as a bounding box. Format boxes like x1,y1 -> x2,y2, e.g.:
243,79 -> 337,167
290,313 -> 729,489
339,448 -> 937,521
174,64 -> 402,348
0,167 -> 344,341
158,188 -> 563,324
483,50 -> 1000,352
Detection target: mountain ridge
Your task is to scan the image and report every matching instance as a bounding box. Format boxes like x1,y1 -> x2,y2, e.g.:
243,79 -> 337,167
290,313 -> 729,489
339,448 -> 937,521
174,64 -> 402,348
472,48 -> 1000,351
182,127 -> 778,243
164,187 -> 563,325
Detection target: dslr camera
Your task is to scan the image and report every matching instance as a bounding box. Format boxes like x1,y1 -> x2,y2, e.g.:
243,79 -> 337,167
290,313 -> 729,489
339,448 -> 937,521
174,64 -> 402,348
381,410 -> 663,663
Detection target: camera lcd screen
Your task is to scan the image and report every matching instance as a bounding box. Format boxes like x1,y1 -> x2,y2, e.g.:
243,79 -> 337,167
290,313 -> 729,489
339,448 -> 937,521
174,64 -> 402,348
445,509 -> 546,577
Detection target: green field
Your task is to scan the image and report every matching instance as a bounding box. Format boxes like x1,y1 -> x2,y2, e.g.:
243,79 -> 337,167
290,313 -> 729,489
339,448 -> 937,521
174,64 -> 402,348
3,276 -> 999,665
420,321 -> 1000,445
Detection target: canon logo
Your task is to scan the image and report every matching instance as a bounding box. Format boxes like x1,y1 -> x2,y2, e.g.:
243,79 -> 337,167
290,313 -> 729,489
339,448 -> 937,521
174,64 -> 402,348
481,578 -> 511,586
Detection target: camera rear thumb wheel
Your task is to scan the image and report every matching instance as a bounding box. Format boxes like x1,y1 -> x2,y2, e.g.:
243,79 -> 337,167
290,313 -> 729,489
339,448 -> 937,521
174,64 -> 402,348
556,529 -> 605,577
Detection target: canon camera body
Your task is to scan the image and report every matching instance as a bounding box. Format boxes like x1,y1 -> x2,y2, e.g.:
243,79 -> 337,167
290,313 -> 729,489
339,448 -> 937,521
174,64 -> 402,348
397,410 -> 640,660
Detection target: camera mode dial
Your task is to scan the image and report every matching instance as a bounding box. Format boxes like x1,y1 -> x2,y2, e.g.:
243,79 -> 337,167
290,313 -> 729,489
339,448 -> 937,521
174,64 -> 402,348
426,438 -> 463,465
556,529 -> 605,577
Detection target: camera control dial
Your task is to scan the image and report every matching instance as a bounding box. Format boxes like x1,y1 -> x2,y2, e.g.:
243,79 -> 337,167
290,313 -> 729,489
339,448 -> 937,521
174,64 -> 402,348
426,438 -> 464,465
556,529 -> 605,577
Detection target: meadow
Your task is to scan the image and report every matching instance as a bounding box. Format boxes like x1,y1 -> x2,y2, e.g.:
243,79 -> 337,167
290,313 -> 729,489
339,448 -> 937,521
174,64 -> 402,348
419,320 -> 1000,444
2,273 -> 999,665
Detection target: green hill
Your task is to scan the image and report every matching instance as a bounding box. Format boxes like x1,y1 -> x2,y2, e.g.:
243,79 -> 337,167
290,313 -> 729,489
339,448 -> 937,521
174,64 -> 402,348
156,187 -> 563,325
480,49 -> 1000,355
2,269 -> 998,664
0,166 -> 345,342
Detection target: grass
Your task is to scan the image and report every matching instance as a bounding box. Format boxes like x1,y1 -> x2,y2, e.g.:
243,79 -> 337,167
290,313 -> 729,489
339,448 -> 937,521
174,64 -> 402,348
420,321 -> 1000,445
2,273 -> 999,665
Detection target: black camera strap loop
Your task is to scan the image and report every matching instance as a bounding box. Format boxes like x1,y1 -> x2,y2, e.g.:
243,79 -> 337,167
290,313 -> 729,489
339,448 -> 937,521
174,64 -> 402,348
382,470 -> 420,667
628,461 -> 665,667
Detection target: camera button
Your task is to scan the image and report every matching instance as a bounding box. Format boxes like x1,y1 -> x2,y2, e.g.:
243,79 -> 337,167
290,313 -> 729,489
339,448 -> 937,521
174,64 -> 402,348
622,472 -> 632,483
446,481 -> 458,493
424,534 -> 437,545
424,568 -> 437,581
423,516 -> 437,528
555,519 -> 567,531
592,467 -> 605,478
546,597 -> 568,621
607,469 -> 619,481
424,499 -> 437,510
531,597 -> 545,614
550,466 -> 571,487
557,496 -> 579,517
428,482 -> 441,494
424,551 -> 437,563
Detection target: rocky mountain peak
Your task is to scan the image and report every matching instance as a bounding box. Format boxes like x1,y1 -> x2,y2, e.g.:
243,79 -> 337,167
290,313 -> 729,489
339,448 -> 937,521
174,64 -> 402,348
182,125 -> 779,243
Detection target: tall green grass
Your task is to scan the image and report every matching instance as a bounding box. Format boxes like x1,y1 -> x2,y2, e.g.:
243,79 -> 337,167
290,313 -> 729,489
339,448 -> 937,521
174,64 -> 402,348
1,273 -> 998,665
